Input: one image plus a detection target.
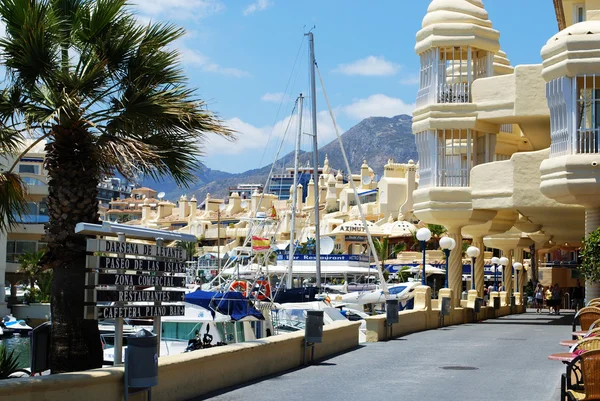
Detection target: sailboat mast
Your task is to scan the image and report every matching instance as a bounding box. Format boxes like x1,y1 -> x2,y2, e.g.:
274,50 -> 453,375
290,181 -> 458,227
287,94 -> 303,288
307,32 -> 322,289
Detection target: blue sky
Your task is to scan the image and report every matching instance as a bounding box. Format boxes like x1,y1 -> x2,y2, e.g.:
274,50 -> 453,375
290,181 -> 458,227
131,0 -> 558,173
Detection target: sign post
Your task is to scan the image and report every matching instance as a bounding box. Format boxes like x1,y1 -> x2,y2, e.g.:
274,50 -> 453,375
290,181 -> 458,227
154,238 -> 163,356
115,232 -> 125,366
77,222 -> 193,366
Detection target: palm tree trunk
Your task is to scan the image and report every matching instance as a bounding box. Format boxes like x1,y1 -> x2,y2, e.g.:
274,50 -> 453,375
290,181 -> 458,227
45,127 -> 102,373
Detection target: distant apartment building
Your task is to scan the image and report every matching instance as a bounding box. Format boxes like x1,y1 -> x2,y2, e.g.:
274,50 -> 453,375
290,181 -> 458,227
100,187 -> 159,223
269,157 -> 339,201
97,177 -> 134,208
0,140 -> 136,314
227,183 -> 263,200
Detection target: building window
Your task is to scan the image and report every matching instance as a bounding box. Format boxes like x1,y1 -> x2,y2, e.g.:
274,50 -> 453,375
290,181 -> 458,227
416,129 -> 494,188
18,164 -> 40,175
576,75 -> 600,154
547,77 -> 573,156
6,241 -> 38,263
574,4 -> 585,23
13,200 -> 49,223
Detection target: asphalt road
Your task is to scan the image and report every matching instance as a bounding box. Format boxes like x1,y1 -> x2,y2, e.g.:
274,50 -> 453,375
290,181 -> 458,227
194,310 -> 572,401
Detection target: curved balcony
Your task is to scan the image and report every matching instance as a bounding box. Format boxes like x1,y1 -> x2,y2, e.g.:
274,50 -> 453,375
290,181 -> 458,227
471,65 -> 550,150
470,149 -> 584,243
20,175 -> 48,196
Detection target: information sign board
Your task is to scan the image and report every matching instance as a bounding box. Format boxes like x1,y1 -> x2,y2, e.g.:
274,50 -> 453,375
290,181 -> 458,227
94,290 -> 185,303
87,239 -> 186,260
86,272 -> 187,288
89,305 -> 186,319
87,256 -> 187,273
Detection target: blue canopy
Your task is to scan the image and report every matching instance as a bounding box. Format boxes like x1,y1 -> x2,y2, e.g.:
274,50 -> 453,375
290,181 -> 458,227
185,290 -> 264,321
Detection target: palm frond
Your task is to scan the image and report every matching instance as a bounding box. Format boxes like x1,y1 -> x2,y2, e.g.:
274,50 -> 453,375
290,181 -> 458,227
0,171 -> 28,232
0,126 -> 24,154
0,344 -> 22,379
0,0 -> 60,88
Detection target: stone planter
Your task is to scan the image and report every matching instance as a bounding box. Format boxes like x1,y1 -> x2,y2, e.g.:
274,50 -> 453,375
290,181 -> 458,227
11,303 -> 51,327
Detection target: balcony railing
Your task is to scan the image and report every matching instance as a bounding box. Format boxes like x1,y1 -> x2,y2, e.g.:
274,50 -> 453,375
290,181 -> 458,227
575,128 -> 600,154
437,83 -> 470,103
12,214 -> 49,224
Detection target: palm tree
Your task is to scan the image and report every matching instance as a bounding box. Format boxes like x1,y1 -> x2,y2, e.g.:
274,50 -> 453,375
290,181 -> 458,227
427,224 -> 447,250
0,0 -> 233,373
18,249 -> 45,288
176,241 -> 198,262
373,237 -> 405,279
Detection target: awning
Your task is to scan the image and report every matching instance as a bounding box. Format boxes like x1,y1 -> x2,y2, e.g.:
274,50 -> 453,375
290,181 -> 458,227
184,290 -> 264,321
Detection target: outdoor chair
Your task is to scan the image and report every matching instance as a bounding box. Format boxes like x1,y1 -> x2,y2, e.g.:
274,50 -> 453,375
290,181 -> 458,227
573,308 -> 600,339
571,337 -> 600,352
565,349 -> 600,401
587,298 -> 600,306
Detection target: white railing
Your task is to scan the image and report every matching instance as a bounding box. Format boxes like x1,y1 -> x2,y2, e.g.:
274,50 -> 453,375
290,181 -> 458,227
437,168 -> 470,187
437,82 -> 470,103
500,124 -> 513,133
494,154 -> 510,161
576,128 -> 600,153
416,87 -> 432,108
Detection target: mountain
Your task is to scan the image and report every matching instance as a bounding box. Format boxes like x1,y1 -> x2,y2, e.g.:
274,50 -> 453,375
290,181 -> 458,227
146,114 -> 417,201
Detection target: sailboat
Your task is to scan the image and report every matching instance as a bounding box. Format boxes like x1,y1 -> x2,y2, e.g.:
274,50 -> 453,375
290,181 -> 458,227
271,32 -> 324,304
203,31 -> 391,311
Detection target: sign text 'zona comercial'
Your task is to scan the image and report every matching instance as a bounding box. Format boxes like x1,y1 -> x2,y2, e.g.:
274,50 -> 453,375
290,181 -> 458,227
92,273 -> 187,287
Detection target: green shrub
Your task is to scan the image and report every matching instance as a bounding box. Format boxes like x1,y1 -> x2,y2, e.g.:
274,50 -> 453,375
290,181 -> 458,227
0,344 -> 22,379
24,287 -> 41,304
579,228 -> 600,283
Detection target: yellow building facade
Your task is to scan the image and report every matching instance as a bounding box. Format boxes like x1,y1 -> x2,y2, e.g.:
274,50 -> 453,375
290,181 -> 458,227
412,0 -> 600,306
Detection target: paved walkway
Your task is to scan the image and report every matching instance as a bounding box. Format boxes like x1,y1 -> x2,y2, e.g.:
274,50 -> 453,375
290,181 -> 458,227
195,310 -> 573,401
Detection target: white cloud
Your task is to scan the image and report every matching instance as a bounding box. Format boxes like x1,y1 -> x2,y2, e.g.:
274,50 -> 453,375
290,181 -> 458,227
133,0 -> 224,20
399,74 -> 419,85
206,110 -> 340,156
243,0 -> 272,16
332,56 -> 400,76
179,45 -> 250,78
342,94 -> 414,120
261,92 -> 290,103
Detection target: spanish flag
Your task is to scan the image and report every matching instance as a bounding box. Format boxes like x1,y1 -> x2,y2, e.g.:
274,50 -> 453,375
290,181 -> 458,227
252,236 -> 271,251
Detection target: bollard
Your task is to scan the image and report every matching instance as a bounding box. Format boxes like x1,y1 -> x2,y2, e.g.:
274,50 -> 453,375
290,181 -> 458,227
440,297 -> 451,327
304,311 -> 324,365
386,299 -> 399,339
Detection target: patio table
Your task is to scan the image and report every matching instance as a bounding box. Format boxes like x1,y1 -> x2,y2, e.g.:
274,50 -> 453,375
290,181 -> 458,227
548,352 -> 577,363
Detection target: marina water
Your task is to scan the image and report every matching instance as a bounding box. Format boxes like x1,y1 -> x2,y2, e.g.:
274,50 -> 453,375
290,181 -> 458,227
1,336 -> 30,369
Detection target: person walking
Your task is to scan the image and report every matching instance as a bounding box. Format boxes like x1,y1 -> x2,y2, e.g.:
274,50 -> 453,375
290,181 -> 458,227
552,283 -> 563,315
572,280 -> 584,311
534,283 -> 544,313
545,286 -> 553,314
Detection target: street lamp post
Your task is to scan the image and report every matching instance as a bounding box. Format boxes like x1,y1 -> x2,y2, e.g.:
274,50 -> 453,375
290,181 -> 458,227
466,246 -> 481,291
499,256 -> 509,291
440,236 -> 456,289
491,256 -> 500,291
416,227 -> 432,286
513,262 -> 523,290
